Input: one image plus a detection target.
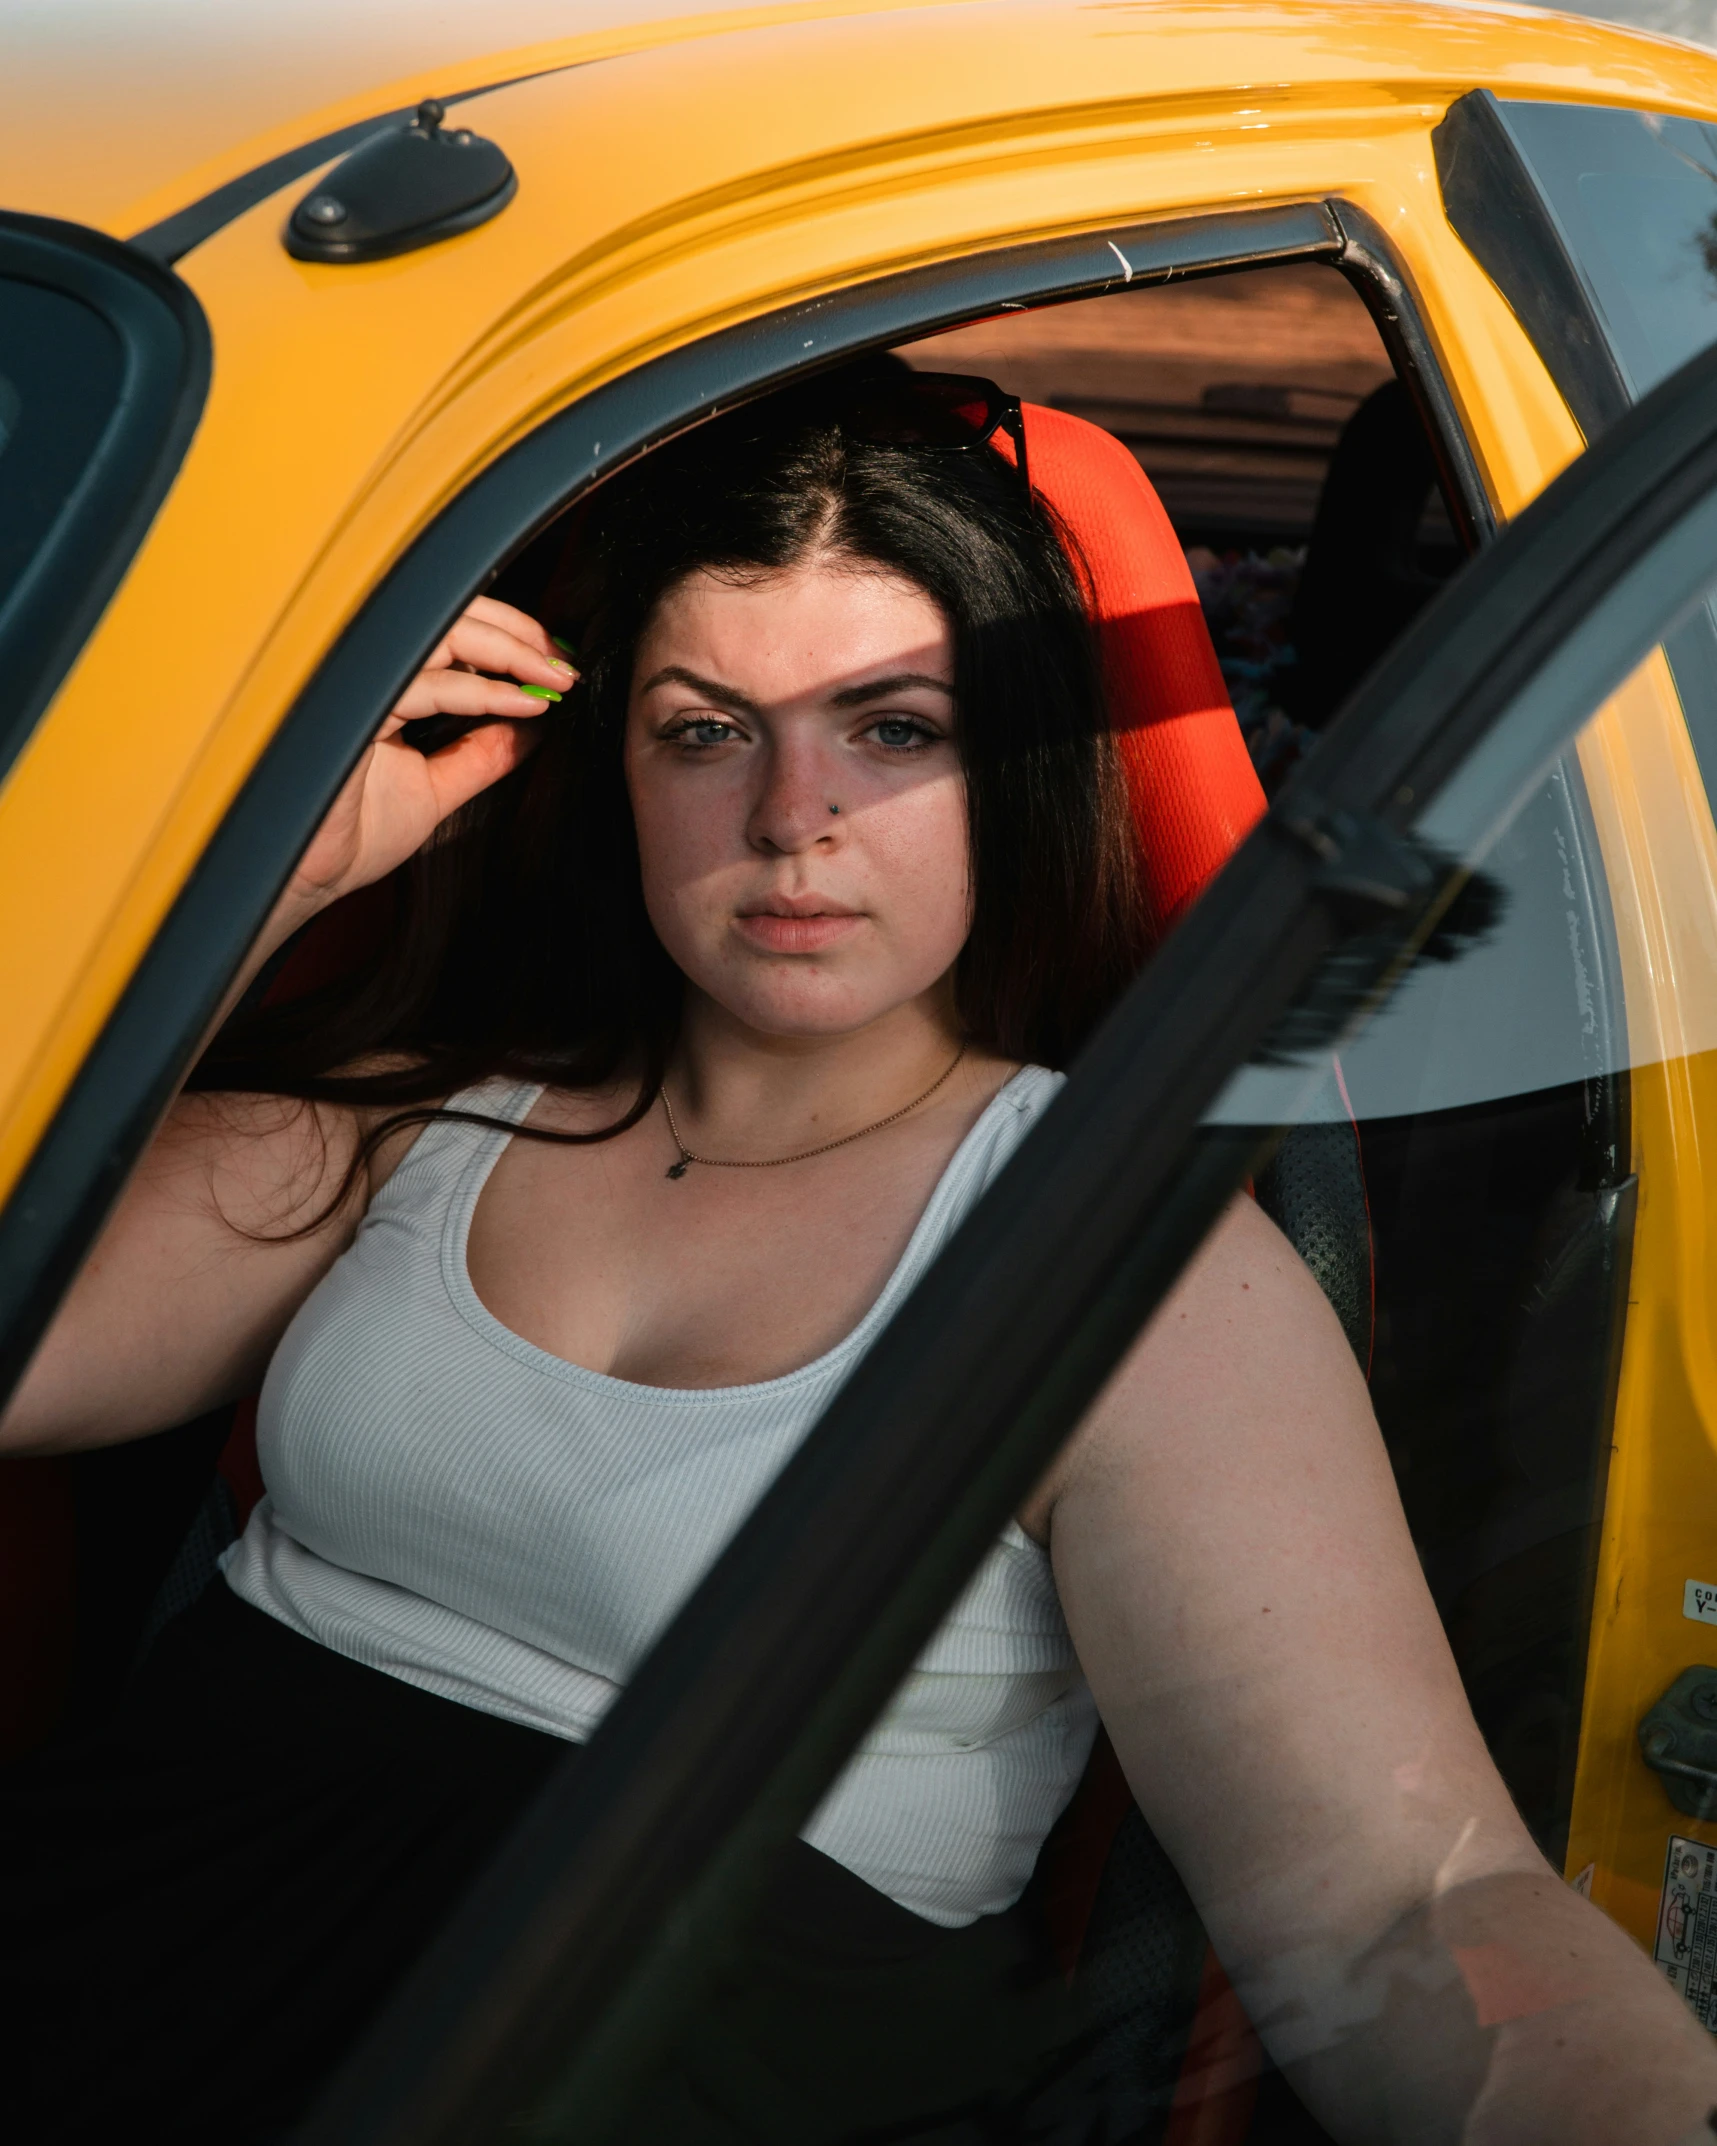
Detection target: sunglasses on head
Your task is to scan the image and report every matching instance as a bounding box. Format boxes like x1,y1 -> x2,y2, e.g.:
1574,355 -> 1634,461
839,371 -> 1030,495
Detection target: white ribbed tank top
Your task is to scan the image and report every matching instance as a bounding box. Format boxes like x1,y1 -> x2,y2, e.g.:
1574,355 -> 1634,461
222,1065 -> 1097,1927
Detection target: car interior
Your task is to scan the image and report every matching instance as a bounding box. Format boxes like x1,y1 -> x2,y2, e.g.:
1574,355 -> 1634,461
0,252 -> 1639,2140
899,263 -> 1462,790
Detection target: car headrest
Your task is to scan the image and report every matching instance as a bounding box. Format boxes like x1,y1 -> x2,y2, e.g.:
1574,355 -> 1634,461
1019,403 -> 1265,940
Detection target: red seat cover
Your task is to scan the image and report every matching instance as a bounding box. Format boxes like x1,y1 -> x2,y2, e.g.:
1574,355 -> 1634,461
1020,402 -> 1263,936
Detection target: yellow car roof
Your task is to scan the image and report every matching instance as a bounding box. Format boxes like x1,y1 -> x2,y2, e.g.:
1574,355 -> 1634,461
6,0 -> 1717,241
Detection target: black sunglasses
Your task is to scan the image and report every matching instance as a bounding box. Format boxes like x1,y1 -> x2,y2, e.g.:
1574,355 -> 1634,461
840,371 -> 1030,495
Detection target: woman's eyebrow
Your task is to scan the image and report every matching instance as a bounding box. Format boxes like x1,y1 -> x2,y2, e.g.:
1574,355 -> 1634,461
638,664 -> 764,714
829,672 -> 954,707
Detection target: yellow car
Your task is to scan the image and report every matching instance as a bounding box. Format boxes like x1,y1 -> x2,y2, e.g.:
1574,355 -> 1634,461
9,0 -> 1717,2134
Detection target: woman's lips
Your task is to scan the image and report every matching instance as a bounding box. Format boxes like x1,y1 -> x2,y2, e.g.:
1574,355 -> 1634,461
733,910 -> 864,954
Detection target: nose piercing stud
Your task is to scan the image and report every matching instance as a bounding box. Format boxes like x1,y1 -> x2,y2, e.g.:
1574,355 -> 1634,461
828,804 -> 840,815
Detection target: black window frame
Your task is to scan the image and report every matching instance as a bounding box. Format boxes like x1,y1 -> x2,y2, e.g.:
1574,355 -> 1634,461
0,214 -> 211,791
0,193 -> 1508,2139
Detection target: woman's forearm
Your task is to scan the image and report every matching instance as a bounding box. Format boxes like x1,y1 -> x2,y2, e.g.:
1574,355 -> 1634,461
0,606 -> 562,1454
1046,1196 -> 1717,2143
1255,1863 -> 1717,2145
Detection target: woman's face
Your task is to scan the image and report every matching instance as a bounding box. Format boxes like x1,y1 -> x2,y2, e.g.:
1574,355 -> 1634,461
624,555 -> 969,1040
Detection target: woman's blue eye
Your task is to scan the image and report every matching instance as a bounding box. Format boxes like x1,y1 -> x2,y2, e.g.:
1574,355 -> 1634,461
676,719 -> 735,748
872,718 -> 930,749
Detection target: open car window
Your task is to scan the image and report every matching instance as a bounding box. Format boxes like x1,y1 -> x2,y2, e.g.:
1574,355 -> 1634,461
0,200 -> 1470,1426
269,329 -> 1717,2142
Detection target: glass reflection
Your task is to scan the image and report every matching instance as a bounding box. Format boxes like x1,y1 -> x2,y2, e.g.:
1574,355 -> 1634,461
1499,99 -> 1717,400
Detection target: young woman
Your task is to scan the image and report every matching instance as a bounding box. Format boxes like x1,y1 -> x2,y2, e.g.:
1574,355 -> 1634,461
2,377 -> 1713,2145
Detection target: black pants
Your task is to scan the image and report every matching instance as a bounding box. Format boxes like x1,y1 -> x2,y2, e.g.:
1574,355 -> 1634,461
0,1584 -> 1084,2144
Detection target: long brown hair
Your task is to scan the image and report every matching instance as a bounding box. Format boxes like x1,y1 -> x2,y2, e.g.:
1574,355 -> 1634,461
192,372 -> 1150,1156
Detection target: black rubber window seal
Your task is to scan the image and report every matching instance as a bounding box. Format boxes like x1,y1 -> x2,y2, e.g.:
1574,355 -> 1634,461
0,214 -> 211,789
0,194 -> 1501,2136
1331,195 -> 1497,544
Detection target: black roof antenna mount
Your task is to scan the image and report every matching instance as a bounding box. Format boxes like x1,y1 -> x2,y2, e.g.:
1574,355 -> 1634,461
285,97 -> 517,265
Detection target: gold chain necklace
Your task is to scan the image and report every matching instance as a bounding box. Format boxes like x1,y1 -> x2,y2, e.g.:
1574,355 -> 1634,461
659,1044 -> 967,1180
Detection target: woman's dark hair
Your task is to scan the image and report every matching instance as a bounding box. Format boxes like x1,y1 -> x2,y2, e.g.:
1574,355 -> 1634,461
194,366 -> 1150,1155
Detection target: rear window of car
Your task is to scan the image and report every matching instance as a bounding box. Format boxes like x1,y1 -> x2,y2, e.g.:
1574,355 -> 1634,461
0,219 -> 209,780
0,278 -> 124,619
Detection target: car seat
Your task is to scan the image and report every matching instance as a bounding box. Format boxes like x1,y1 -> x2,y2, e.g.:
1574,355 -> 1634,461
1018,406 -> 1373,1378
1278,378 -> 1466,733
1009,403 -> 1267,941
0,397 -> 1366,2141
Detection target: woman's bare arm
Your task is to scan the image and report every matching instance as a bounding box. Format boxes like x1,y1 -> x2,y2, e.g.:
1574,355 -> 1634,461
0,1093 -> 368,1452
0,598 -> 571,1456
1033,1195 -> 1717,2144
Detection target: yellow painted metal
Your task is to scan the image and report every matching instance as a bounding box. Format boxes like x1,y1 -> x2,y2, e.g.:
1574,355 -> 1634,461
9,0 -> 1717,1962
0,0 -> 991,237
1567,660 -> 1717,1946
4,0 -> 1717,240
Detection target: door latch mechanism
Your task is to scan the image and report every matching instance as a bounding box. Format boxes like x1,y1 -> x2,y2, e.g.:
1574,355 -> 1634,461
1641,1668 -> 1717,1821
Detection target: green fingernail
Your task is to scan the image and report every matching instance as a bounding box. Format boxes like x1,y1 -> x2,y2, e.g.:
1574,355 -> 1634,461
552,635 -> 579,658
520,685 -> 562,702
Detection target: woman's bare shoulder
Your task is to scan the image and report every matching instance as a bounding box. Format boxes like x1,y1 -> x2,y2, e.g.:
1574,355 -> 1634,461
366,1063 -> 651,1190
172,1054 -> 445,1216
1017,1194 -> 1361,1539
522,1074 -> 650,1135
150,1086 -> 367,1242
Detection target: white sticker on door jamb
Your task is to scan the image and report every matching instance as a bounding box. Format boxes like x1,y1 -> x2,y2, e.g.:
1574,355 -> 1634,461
1656,1835 -> 1717,2032
1683,1580 -> 1717,1625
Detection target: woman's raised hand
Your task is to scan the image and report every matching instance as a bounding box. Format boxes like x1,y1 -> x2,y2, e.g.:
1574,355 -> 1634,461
284,596 -> 574,915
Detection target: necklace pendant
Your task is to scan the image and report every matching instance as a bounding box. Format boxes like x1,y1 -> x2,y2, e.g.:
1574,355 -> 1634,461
666,1158 -> 690,1180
